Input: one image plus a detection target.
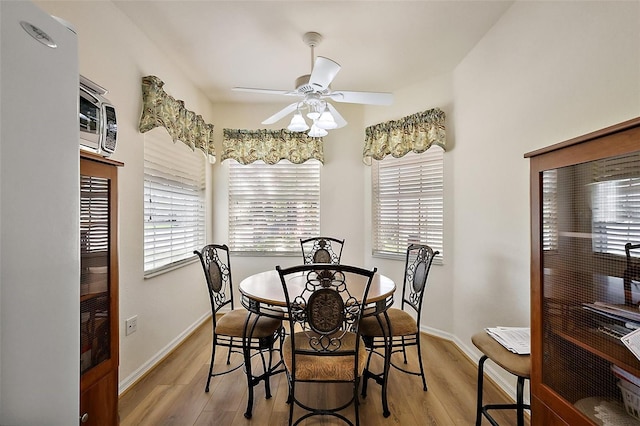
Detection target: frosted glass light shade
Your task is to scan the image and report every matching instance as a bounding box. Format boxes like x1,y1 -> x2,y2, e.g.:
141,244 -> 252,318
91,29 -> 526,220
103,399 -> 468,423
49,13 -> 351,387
315,108 -> 337,130
287,112 -> 309,132
308,124 -> 328,138
307,111 -> 320,120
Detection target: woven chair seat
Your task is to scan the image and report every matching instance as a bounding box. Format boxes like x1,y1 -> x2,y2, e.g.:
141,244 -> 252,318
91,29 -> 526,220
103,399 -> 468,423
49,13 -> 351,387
215,308 -> 281,339
359,307 -> 418,337
282,331 -> 368,381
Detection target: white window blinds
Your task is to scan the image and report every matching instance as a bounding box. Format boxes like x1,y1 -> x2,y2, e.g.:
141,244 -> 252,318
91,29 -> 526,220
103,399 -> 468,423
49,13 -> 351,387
228,159 -> 320,254
144,133 -> 206,274
372,148 -> 444,260
542,169 -> 558,251
80,175 -> 109,254
591,152 -> 640,256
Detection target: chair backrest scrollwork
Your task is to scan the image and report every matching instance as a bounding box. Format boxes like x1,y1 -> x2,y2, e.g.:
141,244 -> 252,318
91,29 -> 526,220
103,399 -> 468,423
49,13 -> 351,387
277,263 -> 376,356
194,244 -> 234,318
300,237 -> 345,265
402,244 -> 438,317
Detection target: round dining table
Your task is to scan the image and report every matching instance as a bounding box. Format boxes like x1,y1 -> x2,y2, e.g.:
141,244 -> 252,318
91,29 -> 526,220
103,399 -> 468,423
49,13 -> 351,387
238,268 -> 396,418
239,269 -> 395,315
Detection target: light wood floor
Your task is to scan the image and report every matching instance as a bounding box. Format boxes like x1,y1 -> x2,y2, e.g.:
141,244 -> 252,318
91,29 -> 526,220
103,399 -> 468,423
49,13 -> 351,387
119,322 -> 530,425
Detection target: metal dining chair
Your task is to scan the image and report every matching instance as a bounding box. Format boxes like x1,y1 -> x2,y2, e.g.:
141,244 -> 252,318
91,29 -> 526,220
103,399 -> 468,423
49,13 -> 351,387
359,243 -> 438,415
300,236 -> 345,264
276,263 -> 377,426
194,244 -> 283,419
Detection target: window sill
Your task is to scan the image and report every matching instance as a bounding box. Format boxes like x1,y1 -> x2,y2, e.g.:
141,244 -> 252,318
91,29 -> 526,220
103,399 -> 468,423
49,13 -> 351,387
144,255 -> 199,279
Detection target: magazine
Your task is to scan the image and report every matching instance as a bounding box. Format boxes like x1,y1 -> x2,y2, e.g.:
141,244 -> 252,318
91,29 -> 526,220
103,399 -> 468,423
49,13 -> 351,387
485,326 -> 530,355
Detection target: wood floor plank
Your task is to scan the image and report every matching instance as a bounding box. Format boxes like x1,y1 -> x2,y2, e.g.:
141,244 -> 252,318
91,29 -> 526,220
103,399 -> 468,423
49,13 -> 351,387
120,384 -> 182,426
119,323 -> 530,425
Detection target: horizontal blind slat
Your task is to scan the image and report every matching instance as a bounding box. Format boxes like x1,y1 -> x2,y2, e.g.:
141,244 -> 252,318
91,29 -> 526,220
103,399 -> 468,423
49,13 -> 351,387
144,132 -> 206,273
228,160 -> 320,253
372,148 -> 444,259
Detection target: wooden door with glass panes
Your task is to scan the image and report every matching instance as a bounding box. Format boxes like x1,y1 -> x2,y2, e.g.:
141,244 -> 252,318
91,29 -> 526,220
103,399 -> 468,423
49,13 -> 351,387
526,117 -> 640,425
80,152 -> 122,425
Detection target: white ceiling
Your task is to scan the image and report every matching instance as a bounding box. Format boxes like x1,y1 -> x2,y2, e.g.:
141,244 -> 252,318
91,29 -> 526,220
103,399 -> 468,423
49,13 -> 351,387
113,1 -> 514,105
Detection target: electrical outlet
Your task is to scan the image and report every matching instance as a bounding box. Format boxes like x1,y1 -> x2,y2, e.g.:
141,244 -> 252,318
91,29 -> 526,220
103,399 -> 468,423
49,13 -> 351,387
125,315 -> 137,335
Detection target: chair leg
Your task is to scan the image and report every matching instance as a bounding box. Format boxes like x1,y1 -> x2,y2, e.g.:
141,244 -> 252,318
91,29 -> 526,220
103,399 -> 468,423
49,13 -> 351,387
361,349 -> 374,398
243,343 -> 253,419
415,332 -> 428,391
516,376 -> 525,426
286,376 -> 293,404
354,378 -> 361,426
382,333 -> 391,418
226,337 -> 233,365
402,335 -> 408,364
381,368 -> 390,416
288,380 -> 295,426
476,355 -> 488,426
261,342 -> 273,399
205,336 -> 216,392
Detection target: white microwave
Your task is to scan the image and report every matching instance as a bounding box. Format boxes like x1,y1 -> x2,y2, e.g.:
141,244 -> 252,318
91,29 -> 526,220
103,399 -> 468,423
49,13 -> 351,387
79,75 -> 117,156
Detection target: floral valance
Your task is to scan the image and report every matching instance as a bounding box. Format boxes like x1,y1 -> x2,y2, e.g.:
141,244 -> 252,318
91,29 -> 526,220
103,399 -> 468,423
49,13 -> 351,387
222,129 -> 324,165
362,108 -> 446,165
139,75 -> 216,163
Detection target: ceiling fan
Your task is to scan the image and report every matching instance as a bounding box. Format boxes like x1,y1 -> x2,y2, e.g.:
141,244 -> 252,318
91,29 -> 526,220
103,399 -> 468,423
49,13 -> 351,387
233,32 -> 393,137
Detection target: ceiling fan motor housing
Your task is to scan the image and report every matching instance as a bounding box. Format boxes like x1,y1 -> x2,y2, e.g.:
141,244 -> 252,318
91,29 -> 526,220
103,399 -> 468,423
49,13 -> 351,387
295,74 -> 330,95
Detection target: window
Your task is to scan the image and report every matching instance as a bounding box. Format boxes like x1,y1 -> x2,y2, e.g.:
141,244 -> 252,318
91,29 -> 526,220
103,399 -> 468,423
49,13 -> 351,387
228,160 -> 320,255
372,148 -> 444,261
542,169 -> 558,251
592,176 -> 640,256
144,133 -> 206,274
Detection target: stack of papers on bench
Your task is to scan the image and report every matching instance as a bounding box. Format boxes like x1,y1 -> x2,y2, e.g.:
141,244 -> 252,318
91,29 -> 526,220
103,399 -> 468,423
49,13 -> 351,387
485,326 -> 531,355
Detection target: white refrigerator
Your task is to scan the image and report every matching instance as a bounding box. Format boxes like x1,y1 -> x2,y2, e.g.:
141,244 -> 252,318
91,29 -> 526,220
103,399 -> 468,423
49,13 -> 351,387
1,1 -> 80,424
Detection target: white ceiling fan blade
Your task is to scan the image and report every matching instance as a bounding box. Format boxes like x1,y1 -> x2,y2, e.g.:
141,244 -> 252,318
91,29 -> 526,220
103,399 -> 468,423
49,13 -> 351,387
233,87 -> 297,96
261,102 -> 299,125
329,90 -> 393,105
309,56 -> 341,91
326,103 -> 347,128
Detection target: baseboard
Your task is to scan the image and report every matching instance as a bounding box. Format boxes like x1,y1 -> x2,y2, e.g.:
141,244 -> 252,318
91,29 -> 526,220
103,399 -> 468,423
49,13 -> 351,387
118,312 -> 211,395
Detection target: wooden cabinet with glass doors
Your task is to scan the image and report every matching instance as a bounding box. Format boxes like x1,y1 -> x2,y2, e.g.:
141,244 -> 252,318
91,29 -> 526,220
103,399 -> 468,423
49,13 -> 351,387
80,151 -> 122,425
526,117 -> 640,425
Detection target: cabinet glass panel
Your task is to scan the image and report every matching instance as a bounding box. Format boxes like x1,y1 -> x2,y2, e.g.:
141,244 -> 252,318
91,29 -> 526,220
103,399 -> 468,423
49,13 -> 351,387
80,174 -> 111,374
541,151 -> 640,407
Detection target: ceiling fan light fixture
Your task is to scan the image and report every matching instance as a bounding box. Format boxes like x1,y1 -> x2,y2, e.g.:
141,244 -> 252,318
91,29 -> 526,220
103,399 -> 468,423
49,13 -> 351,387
315,107 -> 337,130
306,103 -> 321,120
308,124 -> 328,138
233,31 -> 393,134
287,112 -> 309,132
